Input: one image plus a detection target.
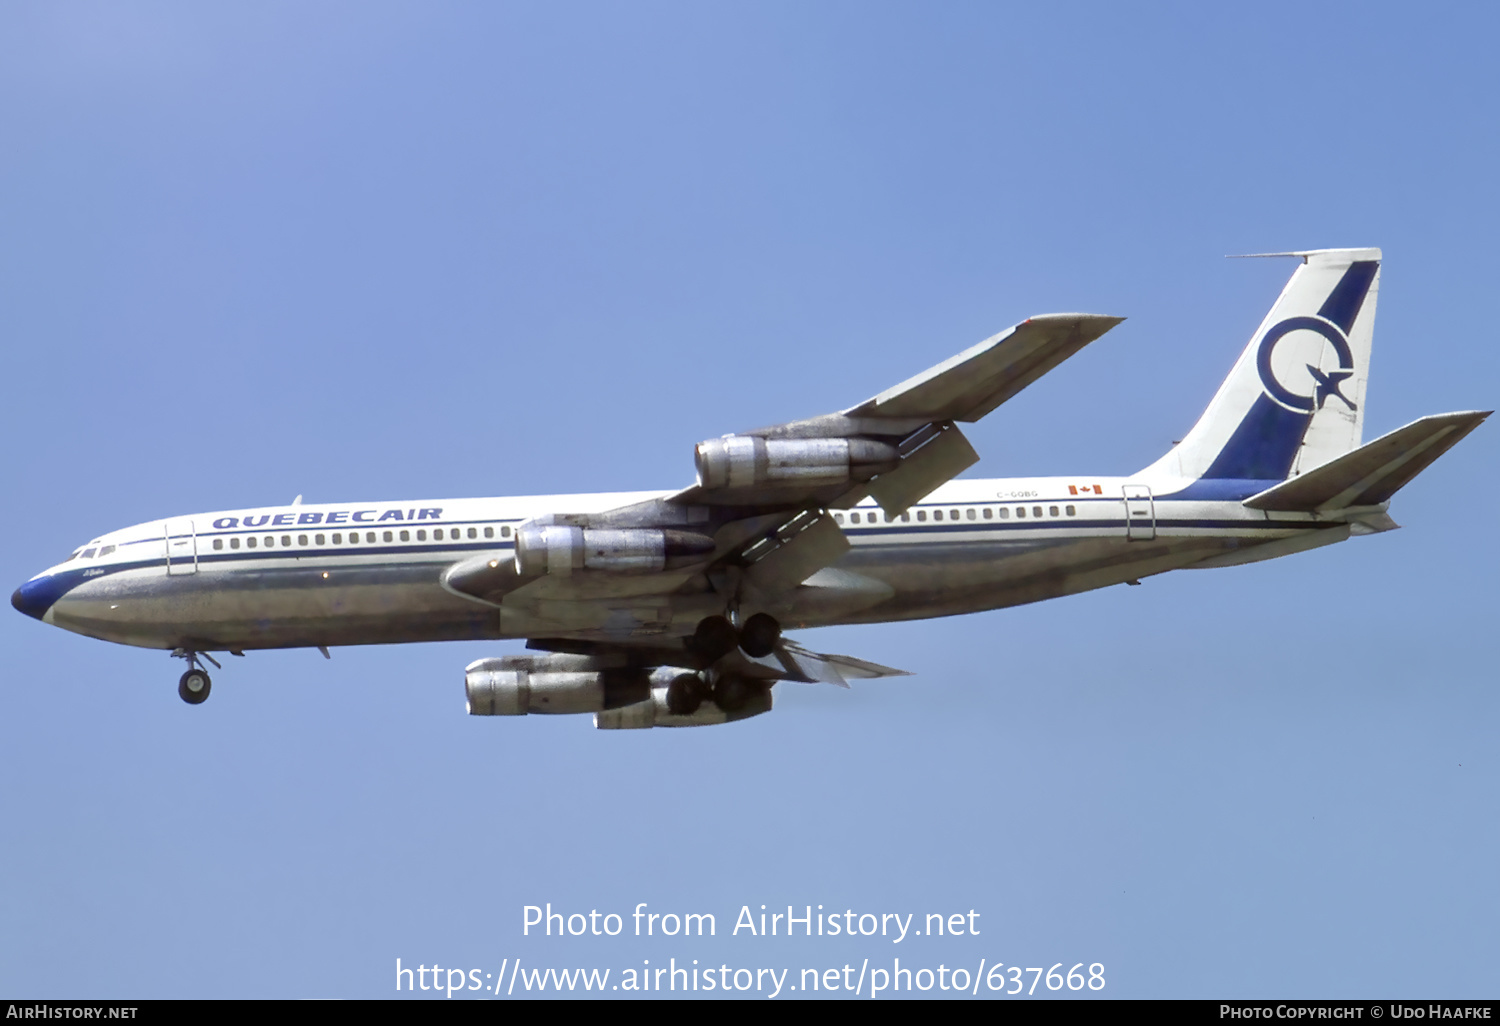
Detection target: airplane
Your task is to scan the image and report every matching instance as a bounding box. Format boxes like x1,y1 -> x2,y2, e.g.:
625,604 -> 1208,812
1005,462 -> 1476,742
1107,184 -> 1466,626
11,248 -> 1488,727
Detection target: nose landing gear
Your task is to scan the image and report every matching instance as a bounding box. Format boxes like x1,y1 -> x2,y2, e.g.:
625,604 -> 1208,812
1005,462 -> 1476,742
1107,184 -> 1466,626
171,648 -> 220,705
178,668 -> 211,704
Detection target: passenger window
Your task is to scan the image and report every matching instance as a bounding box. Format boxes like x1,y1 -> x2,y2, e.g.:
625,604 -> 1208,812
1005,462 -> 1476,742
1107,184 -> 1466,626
916,510 -> 927,522
850,512 -> 860,524
484,526 -> 494,539
998,508 -> 1009,519
932,510 -> 942,521
264,537 -> 274,548
1033,506 -> 1043,518
982,508 -> 993,520
315,534 -> 325,544
966,509 -> 976,521
247,537 -> 257,548
834,513 -> 844,525
298,535 -> 308,546
951,509 -> 960,519
468,527 -> 477,539
1016,507 -> 1025,518
901,512 -> 910,522
383,531 -> 393,542
417,529 -> 427,541
1066,505 -> 1076,516
281,535 -> 291,546
502,525 -> 512,538
212,539 -> 223,551
1049,506 -> 1059,517
400,530 -> 410,542
230,537 -> 241,549
434,528 -> 444,540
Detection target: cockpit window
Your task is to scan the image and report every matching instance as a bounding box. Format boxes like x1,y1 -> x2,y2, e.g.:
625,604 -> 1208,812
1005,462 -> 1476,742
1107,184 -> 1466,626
97,545 -> 115,557
64,548 -> 82,562
81,548 -> 98,559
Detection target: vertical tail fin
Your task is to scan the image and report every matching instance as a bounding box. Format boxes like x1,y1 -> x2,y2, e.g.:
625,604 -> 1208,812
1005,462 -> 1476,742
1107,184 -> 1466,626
1142,248 -> 1381,483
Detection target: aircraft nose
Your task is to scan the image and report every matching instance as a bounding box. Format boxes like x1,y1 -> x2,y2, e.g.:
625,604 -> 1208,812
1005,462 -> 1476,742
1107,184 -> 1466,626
12,578 -> 57,621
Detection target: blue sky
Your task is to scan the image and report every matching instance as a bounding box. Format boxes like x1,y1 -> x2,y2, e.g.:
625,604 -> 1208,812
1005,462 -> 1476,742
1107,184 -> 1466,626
2,2 -> 1497,998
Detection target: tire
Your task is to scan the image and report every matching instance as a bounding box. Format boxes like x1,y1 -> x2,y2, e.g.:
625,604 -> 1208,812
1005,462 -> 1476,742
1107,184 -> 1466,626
178,669 -> 211,705
712,674 -> 754,713
665,673 -> 704,715
738,612 -> 781,658
688,615 -> 739,662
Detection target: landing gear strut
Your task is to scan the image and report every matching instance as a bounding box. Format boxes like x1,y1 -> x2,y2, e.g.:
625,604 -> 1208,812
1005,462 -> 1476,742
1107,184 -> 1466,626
172,648 -> 219,705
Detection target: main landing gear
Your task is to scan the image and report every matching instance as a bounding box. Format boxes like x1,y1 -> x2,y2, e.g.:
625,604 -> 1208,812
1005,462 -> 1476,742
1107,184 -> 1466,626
665,672 -> 710,715
172,648 -> 220,705
687,612 -> 782,661
670,612 -> 783,715
664,670 -> 765,715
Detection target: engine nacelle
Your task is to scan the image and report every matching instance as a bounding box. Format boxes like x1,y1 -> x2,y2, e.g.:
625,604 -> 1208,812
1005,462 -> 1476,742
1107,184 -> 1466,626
694,436 -> 899,491
466,655 -> 674,715
513,526 -> 716,577
594,678 -> 773,729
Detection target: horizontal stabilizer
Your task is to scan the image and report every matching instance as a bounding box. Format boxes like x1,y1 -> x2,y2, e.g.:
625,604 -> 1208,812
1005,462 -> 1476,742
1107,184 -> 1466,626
1244,411 -> 1490,512
846,314 -> 1124,423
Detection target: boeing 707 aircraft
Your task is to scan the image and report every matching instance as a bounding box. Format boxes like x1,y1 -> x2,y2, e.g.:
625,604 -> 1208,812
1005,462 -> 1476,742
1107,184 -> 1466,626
12,249 -> 1487,727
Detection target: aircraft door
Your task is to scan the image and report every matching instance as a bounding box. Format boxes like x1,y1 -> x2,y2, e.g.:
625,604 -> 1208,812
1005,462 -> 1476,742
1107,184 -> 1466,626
1122,485 -> 1155,541
165,520 -> 198,575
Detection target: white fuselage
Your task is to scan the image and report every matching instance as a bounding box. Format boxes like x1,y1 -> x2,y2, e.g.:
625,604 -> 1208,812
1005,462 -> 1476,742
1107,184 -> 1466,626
17,474 -> 1345,654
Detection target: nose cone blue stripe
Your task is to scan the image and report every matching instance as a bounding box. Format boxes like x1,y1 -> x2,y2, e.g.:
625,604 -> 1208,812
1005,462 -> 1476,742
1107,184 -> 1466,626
12,577 -> 64,621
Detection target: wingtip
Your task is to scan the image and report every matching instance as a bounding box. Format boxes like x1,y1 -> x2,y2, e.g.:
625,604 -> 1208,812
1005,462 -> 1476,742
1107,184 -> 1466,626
1026,313 -> 1127,335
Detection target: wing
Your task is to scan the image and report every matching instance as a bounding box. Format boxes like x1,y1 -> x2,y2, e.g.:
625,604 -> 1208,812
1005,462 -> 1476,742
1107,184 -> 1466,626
444,312 -> 1123,633
846,313 -> 1127,423
673,312 -> 1124,514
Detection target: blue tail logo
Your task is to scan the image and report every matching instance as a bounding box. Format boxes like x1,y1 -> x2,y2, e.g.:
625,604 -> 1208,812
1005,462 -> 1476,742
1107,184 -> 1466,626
1200,258 -> 1378,481
1256,315 -> 1357,413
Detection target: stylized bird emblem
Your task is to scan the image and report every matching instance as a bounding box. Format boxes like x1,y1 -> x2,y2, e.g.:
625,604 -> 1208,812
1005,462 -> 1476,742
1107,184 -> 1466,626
1306,365 -> 1356,410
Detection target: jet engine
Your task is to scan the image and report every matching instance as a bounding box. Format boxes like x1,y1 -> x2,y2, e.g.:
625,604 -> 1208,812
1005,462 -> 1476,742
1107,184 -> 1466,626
694,436 -> 899,490
465,654 -> 671,715
512,526 -> 715,576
